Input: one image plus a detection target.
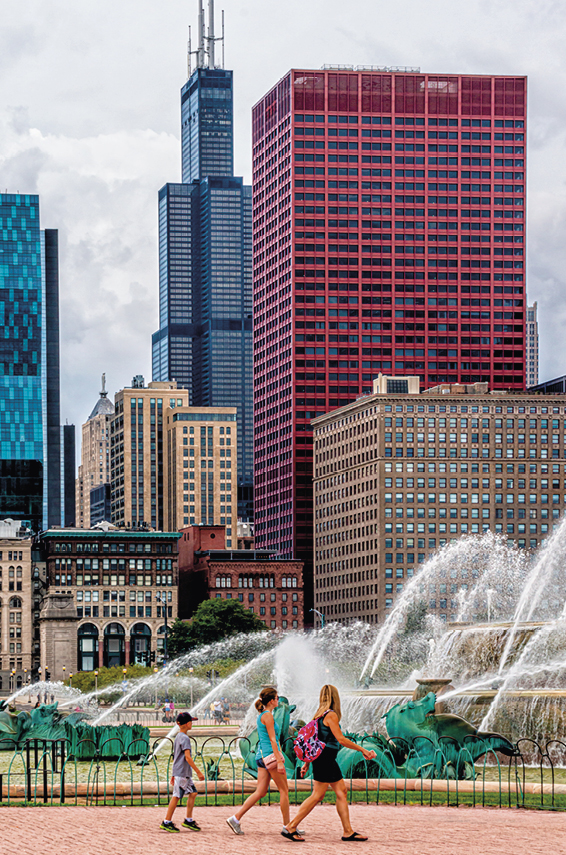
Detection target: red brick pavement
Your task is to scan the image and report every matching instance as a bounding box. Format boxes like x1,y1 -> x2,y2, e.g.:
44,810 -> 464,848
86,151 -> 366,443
3,804 -> 565,855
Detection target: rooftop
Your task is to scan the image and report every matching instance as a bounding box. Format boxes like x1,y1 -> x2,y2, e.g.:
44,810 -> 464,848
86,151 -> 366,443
39,528 -> 180,540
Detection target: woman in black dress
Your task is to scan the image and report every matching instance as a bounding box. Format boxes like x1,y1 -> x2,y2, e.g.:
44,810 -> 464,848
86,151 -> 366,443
282,684 -> 375,842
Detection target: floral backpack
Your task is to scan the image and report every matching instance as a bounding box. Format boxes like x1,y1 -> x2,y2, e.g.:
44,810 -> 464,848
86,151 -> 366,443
293,717 -> 326,762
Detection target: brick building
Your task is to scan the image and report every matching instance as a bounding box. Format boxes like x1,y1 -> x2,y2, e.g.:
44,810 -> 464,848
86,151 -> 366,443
178,526 -> 304,630
37,528 -> 179,674
312,376 -> 566,626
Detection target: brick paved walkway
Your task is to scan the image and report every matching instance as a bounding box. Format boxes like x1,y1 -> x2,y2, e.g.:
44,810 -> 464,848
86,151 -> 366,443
3,804 -> 565,854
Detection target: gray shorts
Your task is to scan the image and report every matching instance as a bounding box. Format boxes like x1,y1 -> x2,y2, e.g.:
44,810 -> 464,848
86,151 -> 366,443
172,776 -> 197,799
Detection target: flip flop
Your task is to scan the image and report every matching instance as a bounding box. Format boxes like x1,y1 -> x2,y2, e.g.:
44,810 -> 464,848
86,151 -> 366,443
342,832 -> 369,842
281,829 -> 306,842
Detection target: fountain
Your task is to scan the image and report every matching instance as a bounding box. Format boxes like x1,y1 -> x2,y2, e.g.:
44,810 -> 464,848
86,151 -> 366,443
0,699 -> 149,759
4,524 -> 566,767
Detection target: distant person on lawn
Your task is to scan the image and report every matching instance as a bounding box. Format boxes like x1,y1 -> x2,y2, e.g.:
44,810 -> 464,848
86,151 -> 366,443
160,712 -> 205,833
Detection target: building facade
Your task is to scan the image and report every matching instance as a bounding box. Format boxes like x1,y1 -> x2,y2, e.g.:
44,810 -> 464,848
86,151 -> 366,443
109,378 -> 189,530
0,194 -> 63,532
178,525 -> 304,629
76,377 -> 114,528
62,424 -> 76,527
312,376 -> 566,626
37,528 -> 179,673
164,405 -> 237,539
0,531 -> 34,692
526,302 -> 539,388
151,3 -> 253,522
252,68 -> 527,616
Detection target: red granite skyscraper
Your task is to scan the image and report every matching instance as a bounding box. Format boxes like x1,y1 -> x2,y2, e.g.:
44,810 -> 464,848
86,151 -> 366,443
252,69 -> 527,613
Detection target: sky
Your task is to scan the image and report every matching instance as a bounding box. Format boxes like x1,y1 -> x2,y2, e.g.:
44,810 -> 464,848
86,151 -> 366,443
1,0 -> 566,436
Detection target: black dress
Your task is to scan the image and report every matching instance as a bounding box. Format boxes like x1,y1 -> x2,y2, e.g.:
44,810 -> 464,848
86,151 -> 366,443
311,713 -> 342,783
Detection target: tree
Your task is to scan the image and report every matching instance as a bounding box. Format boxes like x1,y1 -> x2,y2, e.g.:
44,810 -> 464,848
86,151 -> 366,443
189,598 -> 267,646
168,618 -> 194,658
403,600 -> 428,635
168,598 -> 268,657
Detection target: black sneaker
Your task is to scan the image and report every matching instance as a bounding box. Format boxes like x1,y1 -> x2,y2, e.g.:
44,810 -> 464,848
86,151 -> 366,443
160,821 -> 180,833
182,819 -> 201,832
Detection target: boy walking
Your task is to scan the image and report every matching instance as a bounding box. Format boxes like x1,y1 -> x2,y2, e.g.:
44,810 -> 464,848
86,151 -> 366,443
160,712 -> 205,833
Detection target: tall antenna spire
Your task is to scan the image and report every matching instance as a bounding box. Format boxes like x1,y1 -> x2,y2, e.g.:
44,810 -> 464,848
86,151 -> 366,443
197,0 -> 206,68
207,0 -> 215,69
100,373 -> 107,398
187,0 -> 224,76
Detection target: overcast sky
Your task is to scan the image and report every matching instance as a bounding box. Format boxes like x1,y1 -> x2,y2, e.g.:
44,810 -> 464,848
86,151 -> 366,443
1,0 -> 566,437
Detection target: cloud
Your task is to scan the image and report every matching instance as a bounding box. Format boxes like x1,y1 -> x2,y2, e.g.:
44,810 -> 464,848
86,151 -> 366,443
0,114 -> 178,429
0,0 -> 565,441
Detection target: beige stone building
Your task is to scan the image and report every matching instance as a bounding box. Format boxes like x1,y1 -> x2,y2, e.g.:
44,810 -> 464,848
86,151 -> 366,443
312,375 -> 566,627
0,530 -> 34,692
76,376 -> 114,528
109,378 -> 189,531
164,406 -> 238,543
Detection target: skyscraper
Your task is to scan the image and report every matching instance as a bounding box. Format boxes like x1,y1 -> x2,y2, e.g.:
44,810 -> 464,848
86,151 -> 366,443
76,375 -> 114,528
312,377 -> 565,626
163,405 -> 238,536
152,0 -> 253,522
252,68 -> 527,613
110,378 -> 189,530
0,193 -> 62,532
526,302 -> 539,388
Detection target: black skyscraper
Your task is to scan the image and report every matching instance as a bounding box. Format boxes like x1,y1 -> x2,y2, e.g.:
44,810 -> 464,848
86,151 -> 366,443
152,1 -> 253,523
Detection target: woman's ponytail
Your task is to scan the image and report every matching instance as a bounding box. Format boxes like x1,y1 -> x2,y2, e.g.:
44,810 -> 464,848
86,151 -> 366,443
255,686 -> 277,714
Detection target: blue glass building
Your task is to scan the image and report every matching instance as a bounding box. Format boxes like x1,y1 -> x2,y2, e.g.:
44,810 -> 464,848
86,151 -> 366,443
0,193 -> 62,531
152,18 -> 253,523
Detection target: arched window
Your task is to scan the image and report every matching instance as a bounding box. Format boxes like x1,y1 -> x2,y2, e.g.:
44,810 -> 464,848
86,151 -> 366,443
9,597 -> 22,608
156,624 -> 167,659
78,623 -> 99,672
216,575 -> 231,588
103,622 -> 125,668
130,623 -> 151,665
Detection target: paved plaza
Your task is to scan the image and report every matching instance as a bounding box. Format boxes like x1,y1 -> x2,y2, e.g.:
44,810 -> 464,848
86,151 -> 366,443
3,803 -> 566,854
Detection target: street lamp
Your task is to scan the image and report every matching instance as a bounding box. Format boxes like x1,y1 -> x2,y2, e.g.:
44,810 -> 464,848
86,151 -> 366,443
310,608 -> 326,628
155,594 -> 169,665
69,673 -> 73,690
189,666 -> 194,709
153,666 -> 159,709
62,666 -> 66,686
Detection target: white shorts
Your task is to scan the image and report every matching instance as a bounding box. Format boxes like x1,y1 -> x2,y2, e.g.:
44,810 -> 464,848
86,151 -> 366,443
173,776 -> 197,798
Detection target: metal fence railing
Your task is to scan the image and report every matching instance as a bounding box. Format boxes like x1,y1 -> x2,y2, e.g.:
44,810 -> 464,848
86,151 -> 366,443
1,734 -> 566,810
95,710 -> 244,727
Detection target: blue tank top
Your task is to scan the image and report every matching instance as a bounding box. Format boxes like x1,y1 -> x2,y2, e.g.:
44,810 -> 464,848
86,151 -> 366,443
256,711 -> 281,759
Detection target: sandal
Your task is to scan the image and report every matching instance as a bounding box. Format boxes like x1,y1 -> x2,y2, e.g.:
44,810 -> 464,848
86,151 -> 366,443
281,829 -> 305,842
342,832 -> 369,842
